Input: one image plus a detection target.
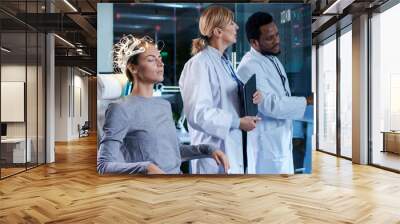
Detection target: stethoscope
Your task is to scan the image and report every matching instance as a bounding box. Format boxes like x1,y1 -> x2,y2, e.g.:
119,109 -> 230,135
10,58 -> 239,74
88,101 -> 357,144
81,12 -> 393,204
265,55 -> 290,97
221,54 -> 243,88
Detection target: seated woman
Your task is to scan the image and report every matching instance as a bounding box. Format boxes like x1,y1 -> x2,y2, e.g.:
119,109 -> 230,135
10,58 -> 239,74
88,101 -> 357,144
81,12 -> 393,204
97,35 -> 229,174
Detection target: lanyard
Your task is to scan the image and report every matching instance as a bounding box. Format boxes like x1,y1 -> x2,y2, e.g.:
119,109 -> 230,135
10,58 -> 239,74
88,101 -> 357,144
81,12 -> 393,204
221,54 -> 243,88
266,56 -> 290,97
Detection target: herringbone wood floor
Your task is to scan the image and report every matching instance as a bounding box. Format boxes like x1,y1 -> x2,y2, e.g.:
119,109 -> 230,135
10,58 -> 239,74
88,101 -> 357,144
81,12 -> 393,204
1,135 -> 400,223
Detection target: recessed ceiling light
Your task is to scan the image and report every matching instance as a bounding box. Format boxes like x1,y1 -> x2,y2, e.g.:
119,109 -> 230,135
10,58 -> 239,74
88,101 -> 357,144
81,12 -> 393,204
63,0 -> 78,12
1,47 -> 11,53
322,0 -> 354,15
78,67 -> 93,76
54,34 -> 75,48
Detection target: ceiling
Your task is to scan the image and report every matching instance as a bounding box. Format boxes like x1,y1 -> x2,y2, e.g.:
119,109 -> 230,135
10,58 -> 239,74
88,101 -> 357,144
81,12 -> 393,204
0,0 -> 99,73
0,0 -> 393,74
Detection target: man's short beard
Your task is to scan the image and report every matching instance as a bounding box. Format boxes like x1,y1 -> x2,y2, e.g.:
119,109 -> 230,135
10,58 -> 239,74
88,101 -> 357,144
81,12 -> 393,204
260,49 -> 281,56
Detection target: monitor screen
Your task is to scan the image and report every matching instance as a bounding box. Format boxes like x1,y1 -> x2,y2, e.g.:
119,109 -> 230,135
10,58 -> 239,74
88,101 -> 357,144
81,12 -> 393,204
1,123 -> 7,137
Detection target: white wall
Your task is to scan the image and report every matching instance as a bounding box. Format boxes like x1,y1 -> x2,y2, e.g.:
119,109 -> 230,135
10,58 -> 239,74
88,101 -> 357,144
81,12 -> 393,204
55,66 -> 68,141
1,65 -> 39,137
1,65 -> 27,143
1,63 -> 46,164
54,67 -> 89,141
71,72 -> 89,138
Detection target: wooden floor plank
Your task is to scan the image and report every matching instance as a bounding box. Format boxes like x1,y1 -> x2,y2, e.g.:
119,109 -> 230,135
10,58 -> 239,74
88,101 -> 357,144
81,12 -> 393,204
0,135 -> 400,223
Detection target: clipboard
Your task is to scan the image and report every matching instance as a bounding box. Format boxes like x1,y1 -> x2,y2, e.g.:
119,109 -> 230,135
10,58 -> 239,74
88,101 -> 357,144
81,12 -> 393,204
239,74 -> 257,174
242,74 -> 258,116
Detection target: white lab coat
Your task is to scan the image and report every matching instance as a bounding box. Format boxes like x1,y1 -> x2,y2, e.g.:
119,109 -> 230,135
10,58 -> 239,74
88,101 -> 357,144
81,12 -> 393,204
237,48 -> 307,174
179,46 -> 251,174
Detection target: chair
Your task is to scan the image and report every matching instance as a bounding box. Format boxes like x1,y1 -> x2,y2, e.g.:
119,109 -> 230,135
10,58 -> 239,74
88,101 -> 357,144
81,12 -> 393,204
97,74 -> 194,173
97,74 -> 129,142
78,121 -> 90,138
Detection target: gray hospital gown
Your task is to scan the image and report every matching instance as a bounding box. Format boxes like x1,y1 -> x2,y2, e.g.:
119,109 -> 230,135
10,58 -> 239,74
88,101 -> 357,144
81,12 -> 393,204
97,95 -> 216,174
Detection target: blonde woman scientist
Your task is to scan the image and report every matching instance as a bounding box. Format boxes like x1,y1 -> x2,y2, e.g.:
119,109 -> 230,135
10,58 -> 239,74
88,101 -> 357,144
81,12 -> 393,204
179,5 -> 262,174
97,35 -> 230,175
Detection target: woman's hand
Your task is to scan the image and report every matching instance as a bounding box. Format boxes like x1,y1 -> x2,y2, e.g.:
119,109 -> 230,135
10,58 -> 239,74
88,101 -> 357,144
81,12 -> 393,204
306,95 -> 314,105
239,116 -> 261,131
146,163 -> 165,174
211,150 -> 230,173
253,90 -> 263,104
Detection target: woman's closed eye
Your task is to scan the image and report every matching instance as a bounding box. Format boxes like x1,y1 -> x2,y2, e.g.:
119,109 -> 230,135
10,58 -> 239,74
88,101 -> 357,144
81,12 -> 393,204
145,55 -> 162,63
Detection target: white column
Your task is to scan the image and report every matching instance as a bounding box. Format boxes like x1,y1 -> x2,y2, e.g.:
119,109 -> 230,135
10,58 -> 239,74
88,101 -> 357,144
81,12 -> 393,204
46,32 -> 55,163
45,0 -> 55,163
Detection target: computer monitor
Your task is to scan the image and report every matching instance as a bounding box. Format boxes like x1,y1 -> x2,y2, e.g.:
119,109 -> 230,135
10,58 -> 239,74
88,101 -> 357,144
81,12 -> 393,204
1,123 -> 7,137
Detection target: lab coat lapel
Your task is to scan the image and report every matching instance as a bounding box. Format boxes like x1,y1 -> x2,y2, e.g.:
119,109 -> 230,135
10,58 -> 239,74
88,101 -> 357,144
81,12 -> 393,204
250,48 -> 291,97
